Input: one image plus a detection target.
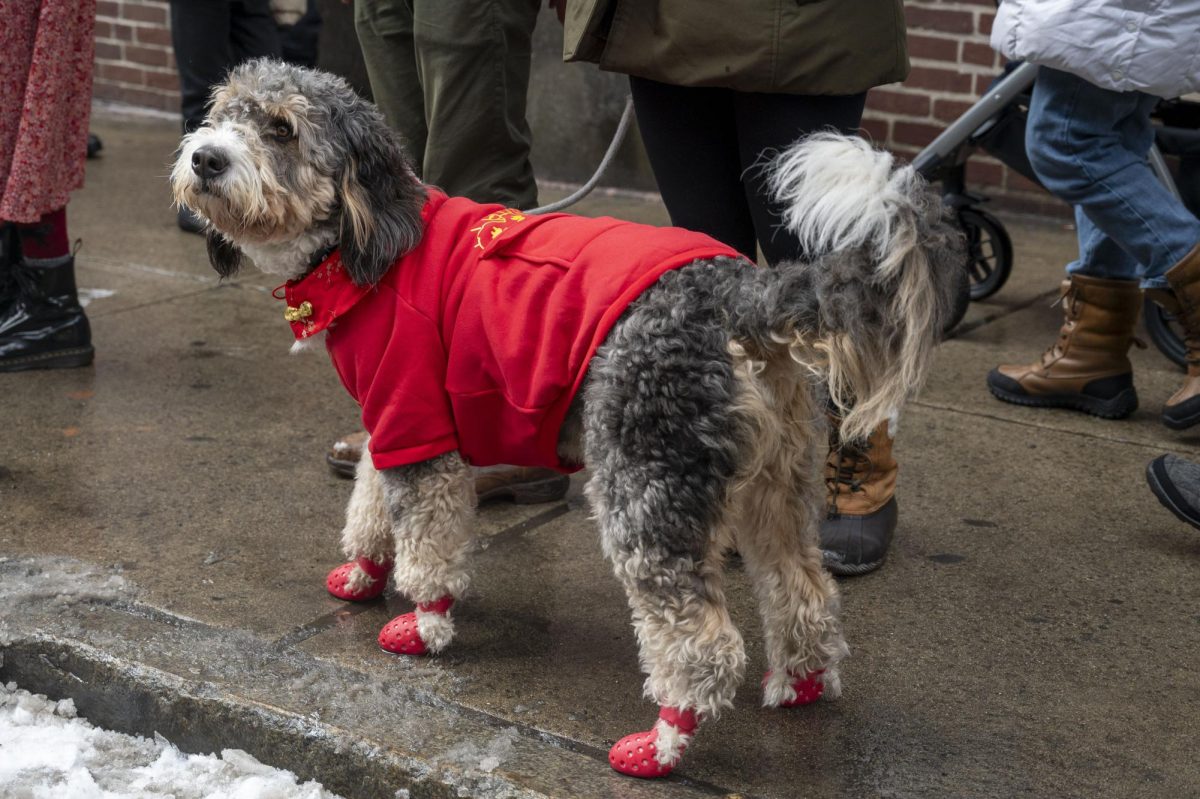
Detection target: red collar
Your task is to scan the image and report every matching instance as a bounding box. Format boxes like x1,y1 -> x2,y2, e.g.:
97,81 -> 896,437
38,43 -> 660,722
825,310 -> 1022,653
277,251 -> 372,340
276,189 -> 448,339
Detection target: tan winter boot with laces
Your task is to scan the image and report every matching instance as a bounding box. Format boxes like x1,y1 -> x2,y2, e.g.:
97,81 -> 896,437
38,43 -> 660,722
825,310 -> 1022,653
820,419 -> 898,576
987,274 -> 1142,418
1146,243 -> 1200,429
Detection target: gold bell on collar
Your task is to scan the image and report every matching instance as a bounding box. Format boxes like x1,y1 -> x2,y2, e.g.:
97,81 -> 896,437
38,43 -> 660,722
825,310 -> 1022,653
284,301 -> 313,322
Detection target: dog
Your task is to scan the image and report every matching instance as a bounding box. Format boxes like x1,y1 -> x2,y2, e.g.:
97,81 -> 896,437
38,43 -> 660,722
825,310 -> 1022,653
171,59 -> 963,779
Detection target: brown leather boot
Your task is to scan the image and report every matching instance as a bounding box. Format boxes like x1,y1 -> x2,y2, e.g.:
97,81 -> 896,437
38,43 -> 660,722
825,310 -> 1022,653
820,420 -> 898,577
326,430 -> 571,504
987,274 -> 1141,418
1147,244 -> 1200,428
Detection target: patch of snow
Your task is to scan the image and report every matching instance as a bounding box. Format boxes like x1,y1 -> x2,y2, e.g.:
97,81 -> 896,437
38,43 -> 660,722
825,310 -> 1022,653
77,288 -> 117,308
0,682 -> 345,798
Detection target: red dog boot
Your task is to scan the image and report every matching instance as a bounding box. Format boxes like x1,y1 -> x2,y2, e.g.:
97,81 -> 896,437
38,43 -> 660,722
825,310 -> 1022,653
378,595 -> 455,656
325,556 -> 392,601
763,668 -> 826,707
608,706 -> 698,778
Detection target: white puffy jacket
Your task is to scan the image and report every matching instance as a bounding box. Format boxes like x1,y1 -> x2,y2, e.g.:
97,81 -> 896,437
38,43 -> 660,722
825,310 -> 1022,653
991,0 -> 1200,99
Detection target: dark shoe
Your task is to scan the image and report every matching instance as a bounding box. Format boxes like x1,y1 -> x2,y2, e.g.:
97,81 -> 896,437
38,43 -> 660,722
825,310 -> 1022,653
326,430 -> 368,478
0,256 -> 94,372
177,206 -> 205,235
87,133 -> 103,159
820,420 -> 898,576
988,274 -> 1142,419
1145,454 -> 1200,530
1148,244 -> 1200,429
326,430 -> 571,505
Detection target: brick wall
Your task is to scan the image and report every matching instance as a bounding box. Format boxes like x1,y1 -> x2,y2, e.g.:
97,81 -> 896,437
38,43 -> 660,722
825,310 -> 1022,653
93,0 -> 178,115
862,0 -> 1061,216
90,0 -> 1057,214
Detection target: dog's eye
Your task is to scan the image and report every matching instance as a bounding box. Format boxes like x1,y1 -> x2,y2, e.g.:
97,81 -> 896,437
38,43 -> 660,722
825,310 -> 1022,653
270,120 -> 294,142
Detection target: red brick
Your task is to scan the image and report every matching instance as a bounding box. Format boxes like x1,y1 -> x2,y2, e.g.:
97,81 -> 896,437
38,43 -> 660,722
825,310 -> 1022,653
94,41 -> 123,61
122,2 -> 167,25
933,98 -> 974,122
906,66 -> 974,95
110,22 -> 136,41
905,6 -> 974,34
144,69 -> 180,91
859,117 -> 890,144
96,0 -> 120,19
892,121 -> 943,148
978,11 -> 995,35
97,62 -> 146,85
961,42 -> 998,68
125,44 -> 170,67
966,158 -> 1004,187
974,73 -> 995,95
867,89 -> 932,117
907,33 -> 959,62
95,20 -> 113,38
136,25 -> 173,47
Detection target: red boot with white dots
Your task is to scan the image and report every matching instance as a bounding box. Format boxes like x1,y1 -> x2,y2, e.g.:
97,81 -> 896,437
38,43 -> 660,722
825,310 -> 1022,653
378,594 -> 456,655
325,556 -> 392,601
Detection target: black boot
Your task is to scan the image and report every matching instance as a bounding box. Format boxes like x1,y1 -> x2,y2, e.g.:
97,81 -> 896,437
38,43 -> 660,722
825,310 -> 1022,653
0,224 -> 17,313
0,255 -> 94,371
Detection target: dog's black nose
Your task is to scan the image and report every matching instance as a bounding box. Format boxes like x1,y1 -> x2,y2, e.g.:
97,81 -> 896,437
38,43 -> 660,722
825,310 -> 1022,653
191,146 -> 229,180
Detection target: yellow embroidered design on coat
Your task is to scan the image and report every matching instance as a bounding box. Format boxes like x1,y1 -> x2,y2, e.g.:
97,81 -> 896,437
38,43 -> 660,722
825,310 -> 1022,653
284,301 -> 313,322
470,209 -> 527,249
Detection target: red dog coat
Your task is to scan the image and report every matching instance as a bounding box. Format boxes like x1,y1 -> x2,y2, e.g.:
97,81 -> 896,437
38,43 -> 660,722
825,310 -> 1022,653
281,191 -> 744,472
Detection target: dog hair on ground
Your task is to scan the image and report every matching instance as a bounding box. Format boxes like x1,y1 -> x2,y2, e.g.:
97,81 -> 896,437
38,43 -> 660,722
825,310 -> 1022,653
172,59 -> 964,770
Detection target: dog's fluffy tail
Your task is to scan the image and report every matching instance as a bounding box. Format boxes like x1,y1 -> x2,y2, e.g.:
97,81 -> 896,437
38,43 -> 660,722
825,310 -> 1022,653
765,133 -> 955,442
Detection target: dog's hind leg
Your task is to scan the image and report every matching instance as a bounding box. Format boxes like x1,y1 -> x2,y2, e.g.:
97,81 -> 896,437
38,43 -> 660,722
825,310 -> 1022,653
326,445 -> 395,601
728,357 -> 849,707
375,451 -> 476,656
581,286 -> 747,778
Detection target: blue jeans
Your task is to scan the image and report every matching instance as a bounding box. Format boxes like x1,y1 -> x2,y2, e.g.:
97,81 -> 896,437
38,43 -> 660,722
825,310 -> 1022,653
1026,67 -> 1200,289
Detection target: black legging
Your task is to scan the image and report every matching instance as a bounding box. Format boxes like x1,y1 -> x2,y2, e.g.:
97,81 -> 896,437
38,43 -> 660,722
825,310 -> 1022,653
629,77 -> 867,265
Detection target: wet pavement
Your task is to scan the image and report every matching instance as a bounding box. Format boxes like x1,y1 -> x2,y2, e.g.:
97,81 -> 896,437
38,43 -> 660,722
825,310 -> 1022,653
2,109 -> 1199,799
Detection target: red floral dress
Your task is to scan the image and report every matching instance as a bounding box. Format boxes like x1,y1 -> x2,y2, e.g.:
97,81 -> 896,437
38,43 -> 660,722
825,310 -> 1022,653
0,0 -> 96,223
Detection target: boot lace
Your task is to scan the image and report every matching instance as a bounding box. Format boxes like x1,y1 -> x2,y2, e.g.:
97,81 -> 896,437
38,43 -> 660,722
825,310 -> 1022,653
825,428 -> 876,517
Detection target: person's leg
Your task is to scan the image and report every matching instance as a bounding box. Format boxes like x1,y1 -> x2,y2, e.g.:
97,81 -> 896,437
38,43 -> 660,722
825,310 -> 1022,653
229,0 -> 283,64
629,77 -> 757,259
988,68 -> 1153,419
169,1 -> 234,135
0,206 -> 93,371
354,0 -> 429,174
278,0 -> 321,68
1027,69 -> 1200,286
732,91 -> 868,265
413,0 -> 540,207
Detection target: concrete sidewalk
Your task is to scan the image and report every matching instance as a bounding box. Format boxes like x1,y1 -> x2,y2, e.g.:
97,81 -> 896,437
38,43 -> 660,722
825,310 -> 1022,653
3,109 -> 1199,799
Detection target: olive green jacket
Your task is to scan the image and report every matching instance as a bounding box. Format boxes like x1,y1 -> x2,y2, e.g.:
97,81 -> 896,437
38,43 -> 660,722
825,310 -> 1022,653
564,0 -> 909,95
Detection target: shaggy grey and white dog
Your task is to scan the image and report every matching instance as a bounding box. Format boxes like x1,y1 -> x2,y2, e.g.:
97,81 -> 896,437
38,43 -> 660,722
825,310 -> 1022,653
172,59 -> 963,777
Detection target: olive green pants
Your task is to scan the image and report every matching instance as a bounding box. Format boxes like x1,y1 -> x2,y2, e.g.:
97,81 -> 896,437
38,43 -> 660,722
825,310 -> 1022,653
354,0 -> 540,208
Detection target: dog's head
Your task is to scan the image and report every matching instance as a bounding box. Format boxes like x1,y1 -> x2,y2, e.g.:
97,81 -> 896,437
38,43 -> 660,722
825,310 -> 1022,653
170,58 -> 425,285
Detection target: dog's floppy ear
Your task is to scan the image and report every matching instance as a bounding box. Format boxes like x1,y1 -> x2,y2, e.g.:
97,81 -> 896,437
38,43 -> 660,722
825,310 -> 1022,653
335,97 -> 425,287
206,229 -> 244,279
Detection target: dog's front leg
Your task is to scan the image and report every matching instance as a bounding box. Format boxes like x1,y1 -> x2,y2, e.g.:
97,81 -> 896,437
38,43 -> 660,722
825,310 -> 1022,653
326,443 -> 395,601
376,451 -> 475,656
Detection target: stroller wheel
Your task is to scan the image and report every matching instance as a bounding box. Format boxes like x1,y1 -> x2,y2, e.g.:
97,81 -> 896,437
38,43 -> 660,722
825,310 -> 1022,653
958,207 -> 1012,300
1143,296 -> 1189,370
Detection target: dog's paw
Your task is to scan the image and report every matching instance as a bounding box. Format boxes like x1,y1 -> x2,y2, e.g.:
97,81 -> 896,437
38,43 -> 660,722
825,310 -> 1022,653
326,557 -> 392,601
609,707 -> 696,779
762,669 -> 825,707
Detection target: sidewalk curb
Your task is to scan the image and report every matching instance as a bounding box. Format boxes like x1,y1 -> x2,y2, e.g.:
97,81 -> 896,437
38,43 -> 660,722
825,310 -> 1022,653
0,556 -> 724,799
